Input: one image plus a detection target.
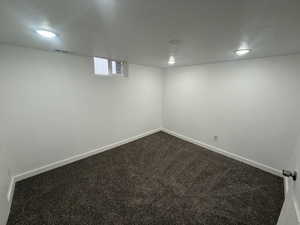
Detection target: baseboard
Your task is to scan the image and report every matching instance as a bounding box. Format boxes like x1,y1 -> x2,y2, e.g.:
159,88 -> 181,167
6,127 -> 283,203
162,128 -> 282,177
7,127 -> 293,225
7,128 -> 162,202
7,177 -> 15,205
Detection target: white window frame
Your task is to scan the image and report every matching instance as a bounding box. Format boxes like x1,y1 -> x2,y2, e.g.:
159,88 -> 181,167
93,57 -> 128,77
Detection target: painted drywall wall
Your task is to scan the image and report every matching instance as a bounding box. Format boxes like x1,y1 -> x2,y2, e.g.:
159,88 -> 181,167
278,133 -> 300,225
0,143 -> 13,225
163,55 -> 300,171
2,43 -> 300,223
290,132 -> 300,220
0,166 -> 9,225
0,45 -> 163,178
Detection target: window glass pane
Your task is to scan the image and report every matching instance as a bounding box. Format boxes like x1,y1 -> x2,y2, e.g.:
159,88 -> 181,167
111,60 -> 123,75
94,57 -> 109,75
112,61 -> 117,74
111,61 -> 123,74
116,61 -> 122,74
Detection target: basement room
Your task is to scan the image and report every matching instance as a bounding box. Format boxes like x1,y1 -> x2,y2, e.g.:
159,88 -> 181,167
0,1 -> 300,225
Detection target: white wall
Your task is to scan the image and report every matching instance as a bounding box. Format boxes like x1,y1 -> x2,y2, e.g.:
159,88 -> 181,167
0,142 -> 13,225
278,133 -> 300,225
2,44 -> 300,224
0,154 -> 10,225
290,132 -> 300,219
0,45 -> 163,178
163,55 -> 300,171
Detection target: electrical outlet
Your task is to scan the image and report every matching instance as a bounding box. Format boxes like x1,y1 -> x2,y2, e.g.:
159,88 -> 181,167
214,136 -> 218,141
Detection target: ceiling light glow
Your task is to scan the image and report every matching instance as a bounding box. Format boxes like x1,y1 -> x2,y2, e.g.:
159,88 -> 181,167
168,56 -> 176,65
235,49 -> 251,56
36,29 -> 57,39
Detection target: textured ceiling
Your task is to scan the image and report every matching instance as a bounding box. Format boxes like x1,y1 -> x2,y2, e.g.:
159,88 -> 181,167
1,0 -> 300,67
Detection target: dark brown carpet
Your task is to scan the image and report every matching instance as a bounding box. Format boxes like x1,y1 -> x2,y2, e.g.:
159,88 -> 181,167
7,132 -> 284,225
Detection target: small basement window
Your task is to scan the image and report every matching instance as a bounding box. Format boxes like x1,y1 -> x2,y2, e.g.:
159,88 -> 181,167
93,57 -> 128,76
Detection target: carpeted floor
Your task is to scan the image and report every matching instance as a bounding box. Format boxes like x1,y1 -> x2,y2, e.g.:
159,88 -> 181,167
7,132 -> 284,225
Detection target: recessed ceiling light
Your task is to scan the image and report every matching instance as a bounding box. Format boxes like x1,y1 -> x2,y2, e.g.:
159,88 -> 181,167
235,49 -> 251,56
36,29 -> 57,39
168,56 -> 176,65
